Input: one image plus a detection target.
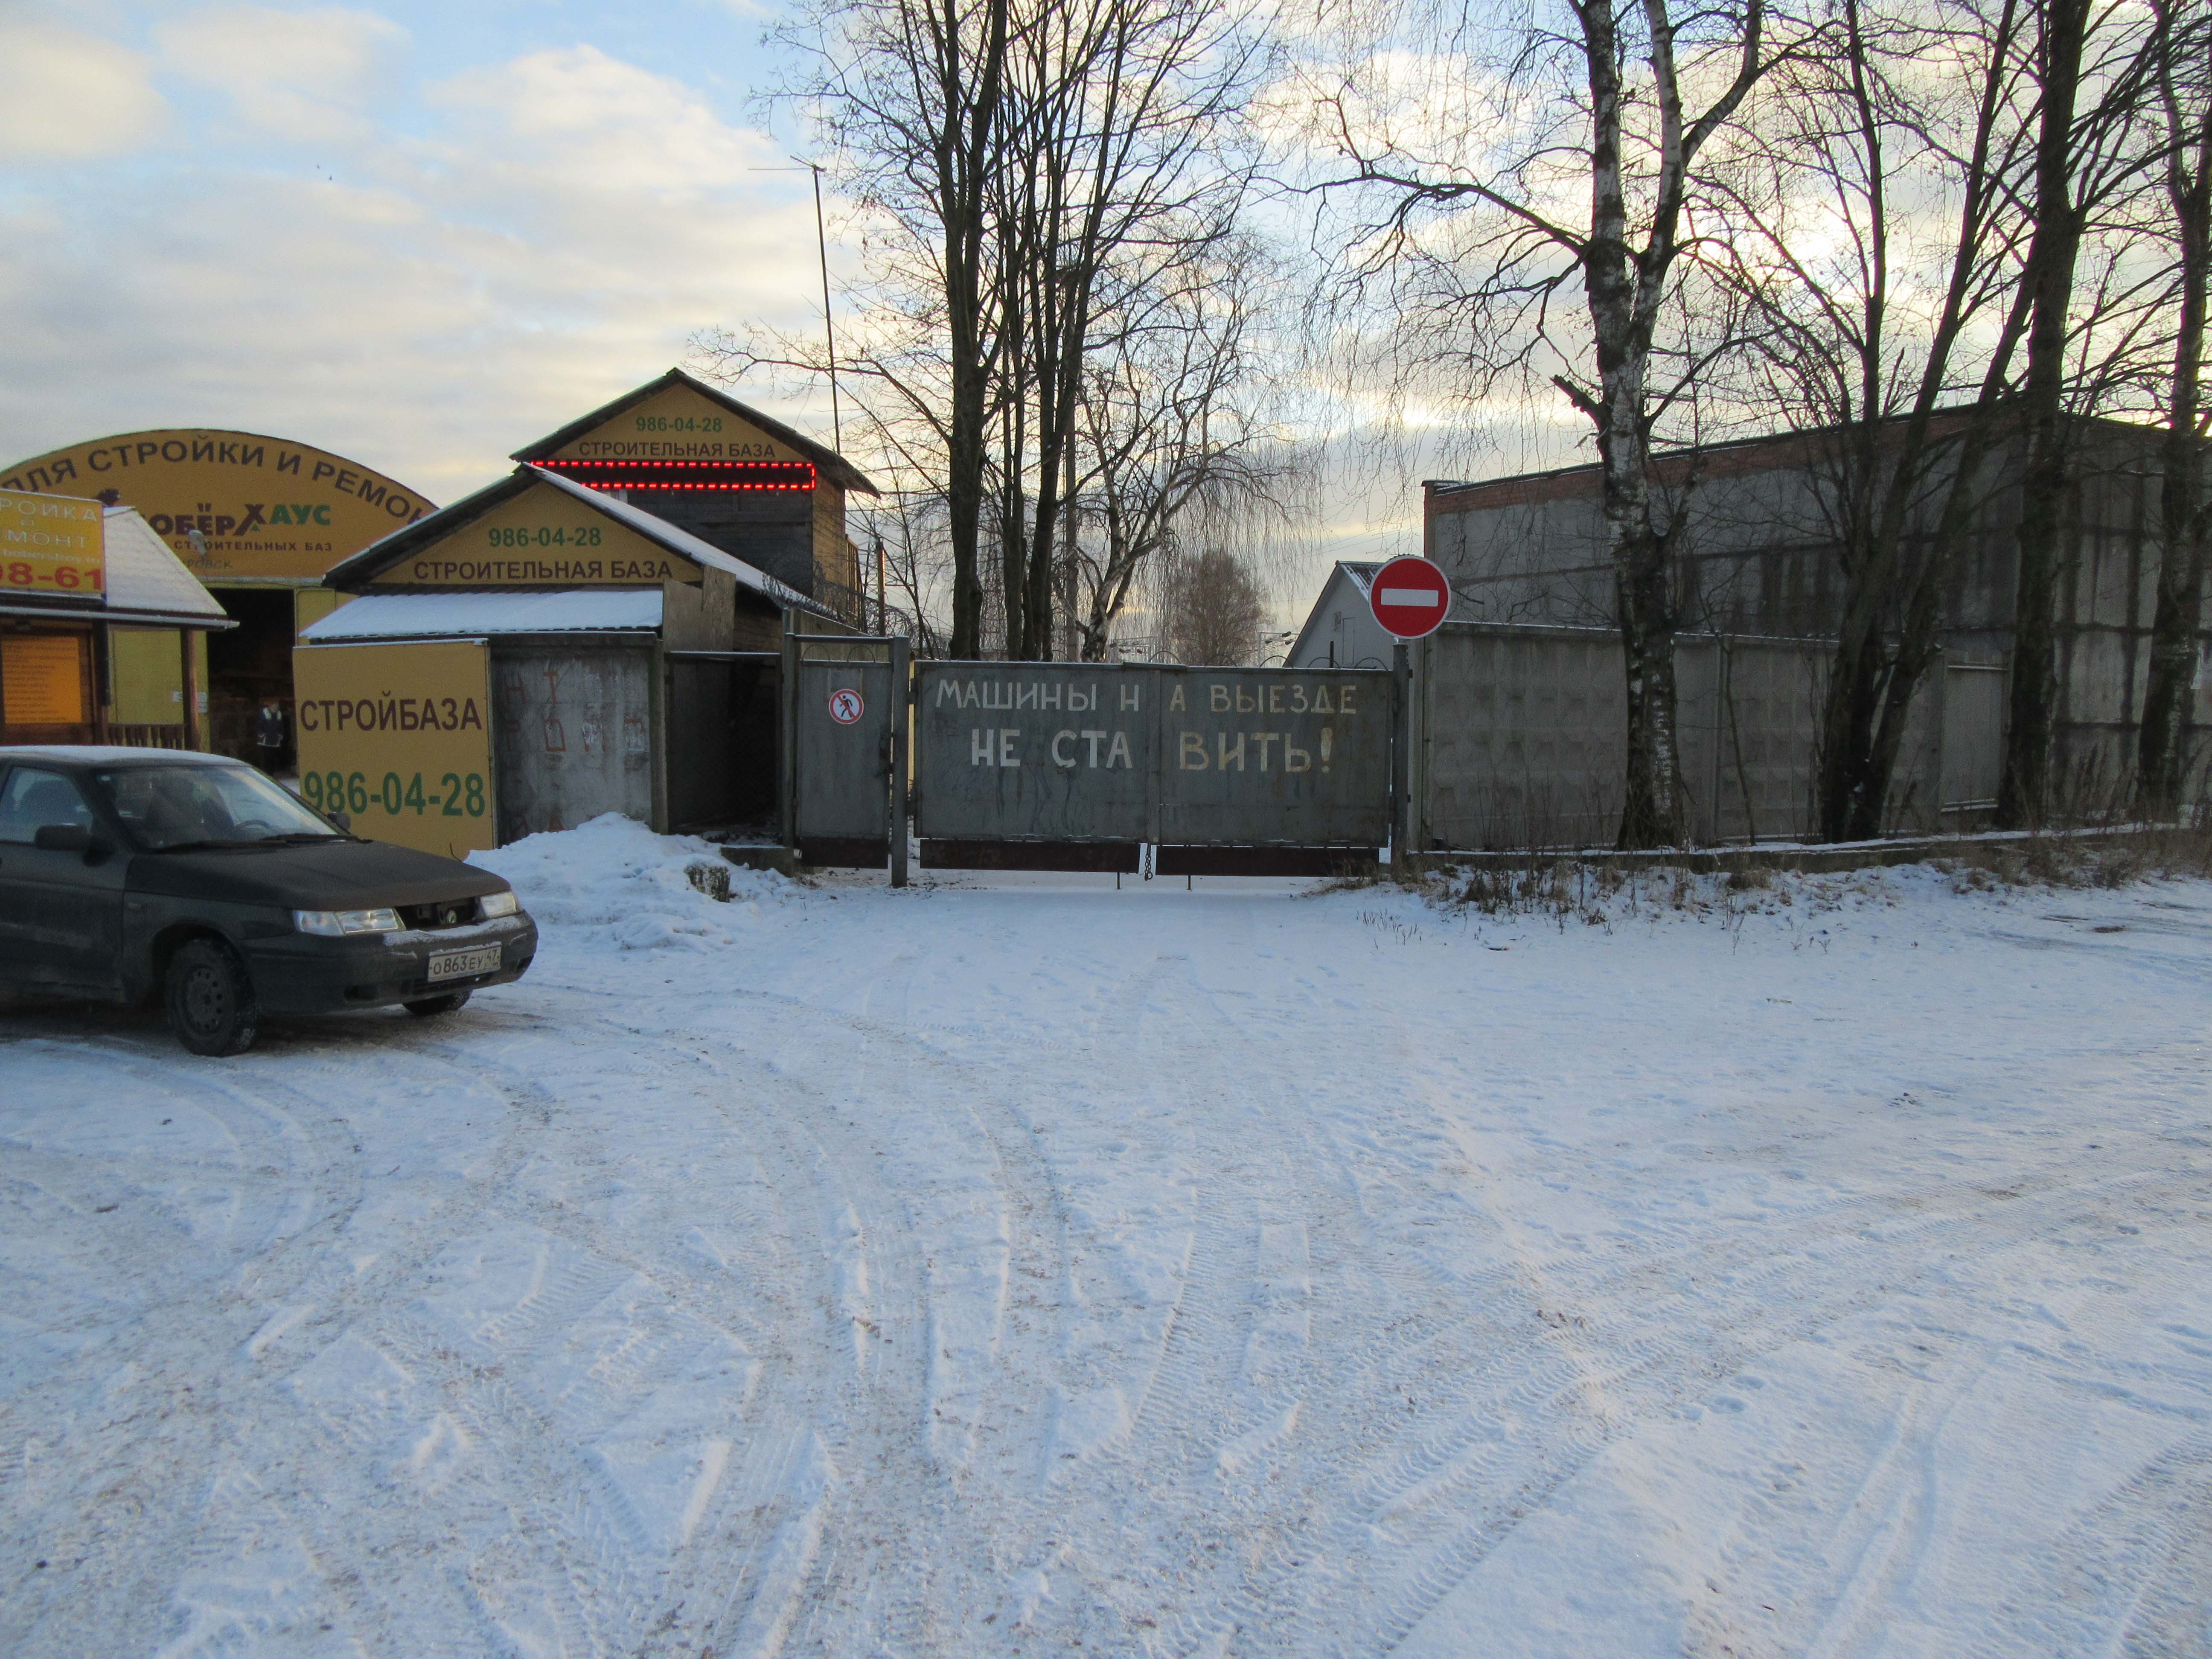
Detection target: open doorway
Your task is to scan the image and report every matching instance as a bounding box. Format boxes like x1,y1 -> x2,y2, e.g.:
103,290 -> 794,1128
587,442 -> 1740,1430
205,587 -> 298,769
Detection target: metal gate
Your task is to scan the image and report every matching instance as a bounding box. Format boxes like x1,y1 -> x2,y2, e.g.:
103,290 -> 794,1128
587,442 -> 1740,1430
911,661 -> 1397,874
783,632 -> 908,876
492,644 -> 653,843
664,650 -> 779,832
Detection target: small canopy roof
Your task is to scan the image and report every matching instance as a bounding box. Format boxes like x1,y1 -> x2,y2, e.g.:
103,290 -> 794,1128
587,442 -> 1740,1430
510,367 -> 879,495
322,466 -> 842,624
300,588 -> 664,641
0,507 -> 236,629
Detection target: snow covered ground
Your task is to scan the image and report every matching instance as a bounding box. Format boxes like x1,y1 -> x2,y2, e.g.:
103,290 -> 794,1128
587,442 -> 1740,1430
5,816 -> 2210,1658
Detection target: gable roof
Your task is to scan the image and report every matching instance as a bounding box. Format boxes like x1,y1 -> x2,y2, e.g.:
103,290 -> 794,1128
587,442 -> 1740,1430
320,466 -> 842,622
1286,560 -> 1399,669
509,367 -> 879,495
102,507 -> 238,626
0,506 -> 239,630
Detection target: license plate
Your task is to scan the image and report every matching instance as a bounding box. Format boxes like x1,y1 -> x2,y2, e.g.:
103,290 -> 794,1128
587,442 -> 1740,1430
428,944 -> 502,983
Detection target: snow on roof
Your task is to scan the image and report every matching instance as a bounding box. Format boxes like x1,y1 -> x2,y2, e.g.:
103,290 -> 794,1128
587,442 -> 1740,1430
99,508 -> 233,626
299,588 -> 665,641
324,466 -> 844,626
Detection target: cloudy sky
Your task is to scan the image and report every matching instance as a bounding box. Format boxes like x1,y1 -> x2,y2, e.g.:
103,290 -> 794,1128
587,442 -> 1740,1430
0,0 -> 1454,621
0,0 -> 841,502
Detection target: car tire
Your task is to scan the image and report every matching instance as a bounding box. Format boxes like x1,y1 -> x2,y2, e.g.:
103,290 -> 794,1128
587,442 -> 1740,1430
403,991 -> 471,1017
166,938 -> 262,1057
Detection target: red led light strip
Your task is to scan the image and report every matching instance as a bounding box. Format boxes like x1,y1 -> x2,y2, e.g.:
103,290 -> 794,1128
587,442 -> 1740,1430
536,459 -> 816,492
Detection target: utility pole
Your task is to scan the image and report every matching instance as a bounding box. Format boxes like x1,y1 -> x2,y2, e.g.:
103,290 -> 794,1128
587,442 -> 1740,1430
804,160 -> 841,455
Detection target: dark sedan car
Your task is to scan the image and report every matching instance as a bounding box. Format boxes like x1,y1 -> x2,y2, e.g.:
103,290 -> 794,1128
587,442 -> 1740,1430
0,746 -> 536,1055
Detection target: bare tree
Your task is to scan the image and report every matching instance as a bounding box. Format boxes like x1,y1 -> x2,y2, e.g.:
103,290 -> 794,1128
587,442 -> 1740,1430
718,0 -> 1269,662
1997,0 -> 2171,824
1704,0 -> 2037,841
1160,545 -> 1269,663
2137,0 -> 2212,817
984,0 -> 1270,658
700,0 -> 1009,655
1316,0 -> 1781,846
1060,238 -> 1293,660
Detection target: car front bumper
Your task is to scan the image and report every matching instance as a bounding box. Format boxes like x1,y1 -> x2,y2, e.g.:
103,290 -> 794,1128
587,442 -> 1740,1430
242,914 -> 539,1015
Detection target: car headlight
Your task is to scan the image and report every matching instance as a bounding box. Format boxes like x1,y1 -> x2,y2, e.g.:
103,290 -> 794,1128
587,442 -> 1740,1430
480,890 -> 520,919
293,908 -> 402,936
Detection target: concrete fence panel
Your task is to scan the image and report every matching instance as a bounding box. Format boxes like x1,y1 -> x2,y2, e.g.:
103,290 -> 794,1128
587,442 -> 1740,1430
1417,623 -> 1989,850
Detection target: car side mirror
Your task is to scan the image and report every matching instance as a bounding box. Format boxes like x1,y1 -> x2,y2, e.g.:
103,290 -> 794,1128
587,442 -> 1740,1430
327,810 -> 352,831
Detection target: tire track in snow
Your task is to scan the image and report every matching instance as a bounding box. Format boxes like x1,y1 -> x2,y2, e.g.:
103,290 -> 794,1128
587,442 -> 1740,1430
0,1027 -> 396,1656
1243,1165 -> 2208,1658
543,978 -> 1075,1654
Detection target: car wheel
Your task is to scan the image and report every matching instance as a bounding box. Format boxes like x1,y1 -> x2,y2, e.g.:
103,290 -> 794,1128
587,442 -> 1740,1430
166,939 -> 262,1057
403,991 -> 471,1017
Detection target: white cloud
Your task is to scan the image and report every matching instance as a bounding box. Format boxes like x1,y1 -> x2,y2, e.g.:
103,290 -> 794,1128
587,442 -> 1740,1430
154,4 -> 409,145
0,38 -> 834,502
422,47 -> 776,197
0,23 -> 169,157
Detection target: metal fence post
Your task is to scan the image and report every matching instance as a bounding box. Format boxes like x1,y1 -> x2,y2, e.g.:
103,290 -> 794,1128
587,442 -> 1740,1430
779,613 -> 798,859
889,637 -> 910,888
1391,638 -> 1412,870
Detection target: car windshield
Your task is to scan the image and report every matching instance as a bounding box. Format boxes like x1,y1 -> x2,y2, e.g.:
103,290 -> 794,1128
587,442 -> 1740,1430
93,763 -> 343,851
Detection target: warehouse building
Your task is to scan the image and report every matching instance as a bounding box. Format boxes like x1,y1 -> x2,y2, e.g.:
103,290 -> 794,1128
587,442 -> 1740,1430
0,431 -> 432,765
1,495 -> 234,748
1407,413 -> 2210,795
295,370 -> 877,856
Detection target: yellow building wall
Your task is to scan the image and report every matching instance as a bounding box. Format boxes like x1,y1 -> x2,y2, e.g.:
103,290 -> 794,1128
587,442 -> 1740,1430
811,480 -> 859,610
109,627 -> 209,725
294,588 -> 352,633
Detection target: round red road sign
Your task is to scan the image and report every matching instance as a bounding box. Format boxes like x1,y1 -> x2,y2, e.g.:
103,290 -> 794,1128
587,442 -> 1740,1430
1368,556 -> 1451,639
827,687 -> 866,725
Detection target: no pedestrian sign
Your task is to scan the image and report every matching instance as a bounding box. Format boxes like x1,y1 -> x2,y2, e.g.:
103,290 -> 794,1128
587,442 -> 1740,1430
1368,556 -> 1450,640
828,687 -> 866,725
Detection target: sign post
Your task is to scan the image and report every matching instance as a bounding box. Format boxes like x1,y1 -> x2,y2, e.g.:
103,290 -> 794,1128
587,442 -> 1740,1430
1368,556 -> 1450,640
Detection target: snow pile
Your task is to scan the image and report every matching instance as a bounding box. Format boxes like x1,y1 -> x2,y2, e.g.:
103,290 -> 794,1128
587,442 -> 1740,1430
472,812 -> 796,950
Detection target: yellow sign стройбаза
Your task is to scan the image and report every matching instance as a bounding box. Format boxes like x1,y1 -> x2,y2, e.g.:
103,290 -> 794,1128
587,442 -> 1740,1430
0,488 -> 104,600
1,431 -> 432,584
294,639 -> 497,857
0,634 -> 90,725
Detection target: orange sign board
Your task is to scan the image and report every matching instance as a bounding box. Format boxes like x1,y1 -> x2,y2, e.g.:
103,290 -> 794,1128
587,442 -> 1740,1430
367,480 -> 703,588
1,634 -> 89,726
546,381 -> 805,465
1,431 -> 432,584
0,488 -> 105,600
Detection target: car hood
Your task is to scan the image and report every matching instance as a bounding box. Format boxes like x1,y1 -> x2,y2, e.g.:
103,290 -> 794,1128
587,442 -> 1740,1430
127,838 -> 511,909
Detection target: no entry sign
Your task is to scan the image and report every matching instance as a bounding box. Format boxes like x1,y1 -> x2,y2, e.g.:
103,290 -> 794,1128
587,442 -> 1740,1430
1368,556 -> 1451,639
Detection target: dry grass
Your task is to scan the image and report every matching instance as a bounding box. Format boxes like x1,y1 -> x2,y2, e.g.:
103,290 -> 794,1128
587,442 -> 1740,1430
1932,818 -> 2212,894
